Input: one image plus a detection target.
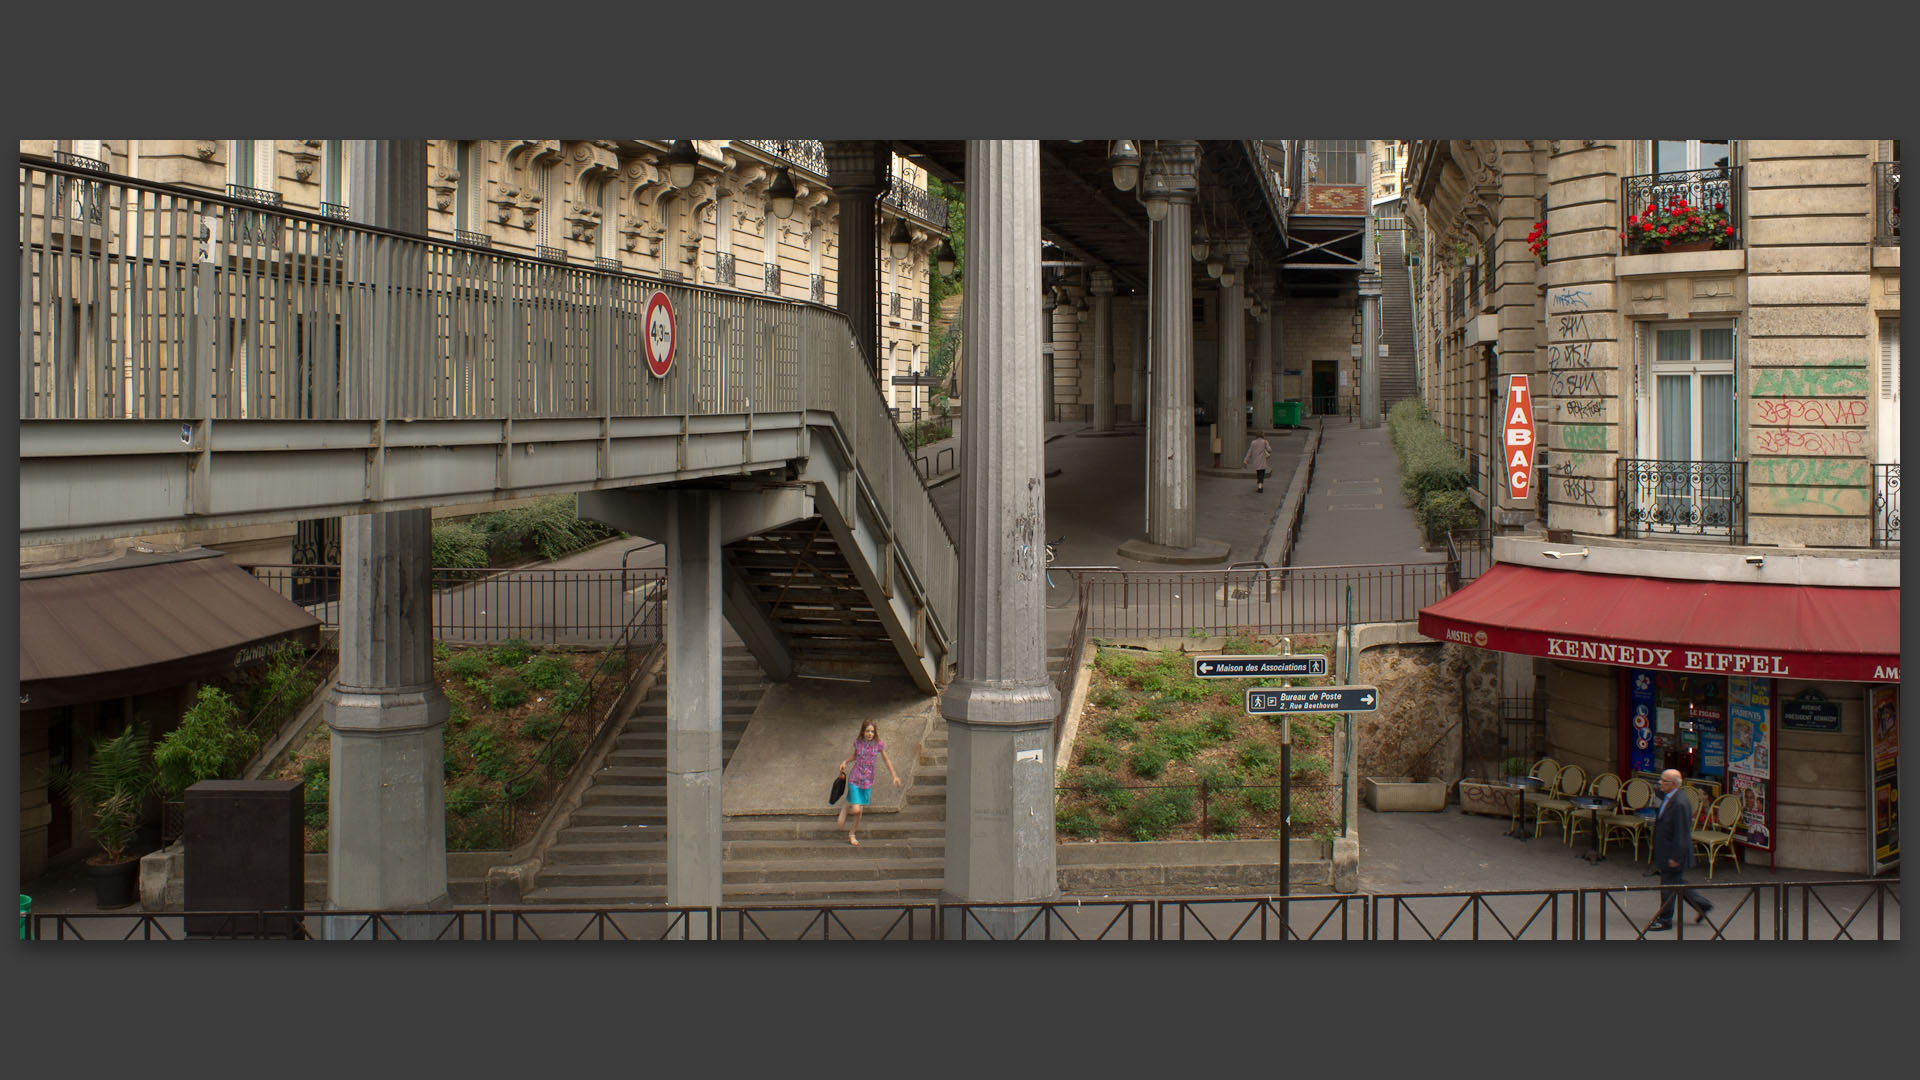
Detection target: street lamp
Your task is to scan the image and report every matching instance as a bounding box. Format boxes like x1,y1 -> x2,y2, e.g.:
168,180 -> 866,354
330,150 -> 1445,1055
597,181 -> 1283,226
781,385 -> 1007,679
935,238 -> 956,276
889,217 -> 912,260
667,140 -> 699,189
1191,220 -> 1210,262
1141,160 -> 1170,223
767,166 -> 798,219
1109,139 -> 1141,192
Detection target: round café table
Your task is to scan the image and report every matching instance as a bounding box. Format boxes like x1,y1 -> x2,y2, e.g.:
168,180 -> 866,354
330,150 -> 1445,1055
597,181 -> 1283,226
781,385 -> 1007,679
1498,775 -> 1544,840
1567,794 -> 1615,862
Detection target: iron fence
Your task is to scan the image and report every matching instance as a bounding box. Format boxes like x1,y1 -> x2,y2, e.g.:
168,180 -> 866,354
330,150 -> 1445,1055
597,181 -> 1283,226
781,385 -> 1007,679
249,564 -> 666,645
536,245 -> 567,263
1874,463 -> 1900,547
1496,693 -> 1547,775
28,879 -> 1895,940
1077,562 -> 1451,638
882,178 -> 950,229
1445,527 -> 1492,591
736,140 -> 826,175
715,251 -> 734,285
764,261 -> 780,294
1056,780 -> 1342,842
1874,161 -> 1899,244
1622,166 -> 1743,252
1617,458 -> 1746,543
454,229 -> 492,248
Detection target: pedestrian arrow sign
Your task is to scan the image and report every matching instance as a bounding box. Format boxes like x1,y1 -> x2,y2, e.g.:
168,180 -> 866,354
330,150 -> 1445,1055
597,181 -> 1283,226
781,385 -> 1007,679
1245,685 -> 1381,714
1194,655 -> 1329,678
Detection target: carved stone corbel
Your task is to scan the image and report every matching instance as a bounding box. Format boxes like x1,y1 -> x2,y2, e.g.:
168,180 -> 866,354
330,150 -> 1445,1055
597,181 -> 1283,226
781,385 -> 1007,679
291,140 -> 322,183
195,141 -> 218,162
428,140 -> 461,213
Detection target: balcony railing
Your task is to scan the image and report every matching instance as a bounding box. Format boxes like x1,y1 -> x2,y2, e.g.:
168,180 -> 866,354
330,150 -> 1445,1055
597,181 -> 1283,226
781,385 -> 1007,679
320,202 -> 348,221
1874,463 -> 1900,548
736,139 -> 825,175
810,273 -> 825,303
1875,161 -> 1900,244
913,297 -> 923,322
454,229 -> 492,249
716,251 -> 735,286
764,261 -> 780,294
1617,459 -> 1747,543
225,183 -> 282,208
51,151 -> 108,225
536,245 -> 568,263
889,291 -> 902,317
1621,166 -> 1743,253
882,179 -> 949,229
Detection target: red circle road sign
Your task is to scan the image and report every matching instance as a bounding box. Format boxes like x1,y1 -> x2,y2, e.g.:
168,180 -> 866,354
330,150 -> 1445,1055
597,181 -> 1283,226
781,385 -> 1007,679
644,290 -> 676,378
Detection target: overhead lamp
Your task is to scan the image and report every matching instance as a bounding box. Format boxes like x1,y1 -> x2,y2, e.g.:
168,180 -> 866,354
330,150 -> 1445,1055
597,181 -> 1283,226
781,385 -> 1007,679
1109,139 -> 1141,192
1206,256 -> 1224,279
1221,269 -> 1237,288
1140,161 -> 1170,223
889,217 -> 912,259
1191,220 -> 1210,262
767,166 -> 798,219
935,238 -> 956,276
667,140 -> 699,189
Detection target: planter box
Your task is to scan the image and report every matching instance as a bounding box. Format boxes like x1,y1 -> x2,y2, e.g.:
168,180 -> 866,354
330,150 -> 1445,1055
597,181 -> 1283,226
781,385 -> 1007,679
1457,779 -> 1522,818
1364,776 -> 1448,813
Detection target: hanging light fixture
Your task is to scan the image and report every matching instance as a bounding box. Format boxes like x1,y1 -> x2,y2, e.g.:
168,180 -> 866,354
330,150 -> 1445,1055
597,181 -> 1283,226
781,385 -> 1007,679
1191,218 -> 1210,262
766,166 -> 798,219
1141,157 -> 1170,223
667,140 -> 699,189
935,238 -> 956,276
889,217 -> 912,259
1109,139 -> 1141,192
1221,268 -> 1237,288
1206,254 -> 1224,279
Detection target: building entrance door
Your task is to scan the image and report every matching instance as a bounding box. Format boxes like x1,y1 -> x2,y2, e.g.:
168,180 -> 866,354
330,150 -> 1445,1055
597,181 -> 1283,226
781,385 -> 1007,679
1312,362 -> 1337,415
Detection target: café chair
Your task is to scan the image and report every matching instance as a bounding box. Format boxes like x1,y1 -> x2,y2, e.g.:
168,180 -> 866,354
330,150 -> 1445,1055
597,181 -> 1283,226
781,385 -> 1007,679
1533,763 -> 1587,841
1601,777 -> 1657,860
1684,784 -> 1716,827
1692,793 -> 1745,879
1565,772 -> 1622,847
1520,758 -> 1562,830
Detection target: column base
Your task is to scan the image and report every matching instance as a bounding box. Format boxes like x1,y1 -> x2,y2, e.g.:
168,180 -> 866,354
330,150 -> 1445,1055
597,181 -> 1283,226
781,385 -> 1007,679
1115,536 -> 1232,565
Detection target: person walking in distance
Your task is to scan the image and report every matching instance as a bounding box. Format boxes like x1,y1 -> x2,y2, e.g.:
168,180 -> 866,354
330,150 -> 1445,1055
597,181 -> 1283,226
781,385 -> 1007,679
1647,768 -> 1713,931
1243,431 -> 1273,493
836,720 -> 900,846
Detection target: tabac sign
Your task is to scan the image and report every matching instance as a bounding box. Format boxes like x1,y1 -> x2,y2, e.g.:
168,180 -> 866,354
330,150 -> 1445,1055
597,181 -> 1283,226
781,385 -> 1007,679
1503,374 -> 1534,501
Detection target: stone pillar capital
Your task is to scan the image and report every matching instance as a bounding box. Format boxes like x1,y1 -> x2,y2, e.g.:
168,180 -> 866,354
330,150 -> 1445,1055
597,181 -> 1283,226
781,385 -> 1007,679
823,140 -> 892,196
1146,140 -> 1201,200
1089,268 -> 1116,296
1223,232 -> 1251,270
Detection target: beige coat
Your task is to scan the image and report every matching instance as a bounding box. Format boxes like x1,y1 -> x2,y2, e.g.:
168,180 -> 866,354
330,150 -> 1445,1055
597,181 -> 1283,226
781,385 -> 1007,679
1243,437 -> 1272,471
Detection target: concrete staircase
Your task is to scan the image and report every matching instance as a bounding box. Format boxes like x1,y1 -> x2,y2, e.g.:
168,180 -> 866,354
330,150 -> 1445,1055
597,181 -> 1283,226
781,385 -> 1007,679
1376,225 -> 1420,413
525,642 -> 949,904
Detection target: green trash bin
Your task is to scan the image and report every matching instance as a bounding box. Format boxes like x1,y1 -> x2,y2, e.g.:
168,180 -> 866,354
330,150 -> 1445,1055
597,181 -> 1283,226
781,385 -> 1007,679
19,894 -> 30,941
1273,401 -> 1302,428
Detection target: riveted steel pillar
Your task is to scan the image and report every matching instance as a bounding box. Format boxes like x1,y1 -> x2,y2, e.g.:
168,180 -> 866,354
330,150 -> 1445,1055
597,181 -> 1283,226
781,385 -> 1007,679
1090,268 -> 1116,431
1145,142 -> 1200,549
1216,233 -> 1250,464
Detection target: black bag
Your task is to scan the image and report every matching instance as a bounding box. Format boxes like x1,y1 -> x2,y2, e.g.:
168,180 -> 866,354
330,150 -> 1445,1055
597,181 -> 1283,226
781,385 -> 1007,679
828,775 -> 847,806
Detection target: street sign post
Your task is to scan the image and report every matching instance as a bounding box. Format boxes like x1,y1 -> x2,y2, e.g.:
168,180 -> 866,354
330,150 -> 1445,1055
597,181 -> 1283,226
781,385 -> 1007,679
1503,374 -> 1534,501
1194,655 -> 1330,678
1244,685 -> 1380,715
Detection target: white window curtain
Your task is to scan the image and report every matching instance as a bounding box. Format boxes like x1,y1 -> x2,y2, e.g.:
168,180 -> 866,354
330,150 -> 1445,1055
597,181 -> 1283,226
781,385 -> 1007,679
1881,318 -> 1901,464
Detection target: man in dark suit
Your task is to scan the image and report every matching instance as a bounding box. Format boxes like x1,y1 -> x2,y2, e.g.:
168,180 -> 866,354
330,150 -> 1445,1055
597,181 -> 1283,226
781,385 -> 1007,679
1647,769 -> 1713,931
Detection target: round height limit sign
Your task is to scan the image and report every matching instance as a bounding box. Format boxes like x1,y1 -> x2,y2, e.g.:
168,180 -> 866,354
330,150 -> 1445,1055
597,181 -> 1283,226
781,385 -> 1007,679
644,290 -> 676,378
1503,374 -> 1534,501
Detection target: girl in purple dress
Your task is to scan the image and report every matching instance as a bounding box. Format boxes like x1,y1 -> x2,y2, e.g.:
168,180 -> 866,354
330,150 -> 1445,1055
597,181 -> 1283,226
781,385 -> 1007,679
835,719 -> 900,846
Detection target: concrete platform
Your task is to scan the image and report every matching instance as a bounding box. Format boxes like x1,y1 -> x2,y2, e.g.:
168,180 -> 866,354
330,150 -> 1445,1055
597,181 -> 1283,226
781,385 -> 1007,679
720,674 -> 937,817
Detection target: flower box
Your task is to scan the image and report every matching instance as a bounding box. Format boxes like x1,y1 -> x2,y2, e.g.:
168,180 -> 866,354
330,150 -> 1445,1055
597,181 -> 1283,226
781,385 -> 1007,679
1364,776 -> 1448,813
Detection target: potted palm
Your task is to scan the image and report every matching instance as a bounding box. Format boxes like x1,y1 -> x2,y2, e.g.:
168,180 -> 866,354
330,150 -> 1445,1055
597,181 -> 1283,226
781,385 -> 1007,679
51,724 -> 157,908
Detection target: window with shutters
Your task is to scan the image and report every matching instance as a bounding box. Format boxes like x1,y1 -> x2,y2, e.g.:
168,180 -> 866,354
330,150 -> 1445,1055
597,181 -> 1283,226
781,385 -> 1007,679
1880,317 -> 1900,464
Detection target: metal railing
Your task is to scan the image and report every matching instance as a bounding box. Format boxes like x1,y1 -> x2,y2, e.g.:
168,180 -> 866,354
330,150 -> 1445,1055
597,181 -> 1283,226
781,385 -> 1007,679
889,291 -> 902,317
17,158 -> 955,652
715,250 -> 734,285
1076,562 -> 1452,638
913,297 -> 923,322
319,201 -> 348,222
1875,161 -> 1899,244
736,140 -> 826,175
596,256 -> 621,271
1622,166 -> 1743,251
1874,463 -> 1900,547
764,261 -> 780,294
454,229 -> 492,248
249,564 -> 665,645
1445,527 -> 1492,591
52,151 -> 108,225
810,273 -> 825,303
1617,458 -> 1747,543
28,879 -> 1895,941
882,178 -> 950,229
536,245 -> 567,263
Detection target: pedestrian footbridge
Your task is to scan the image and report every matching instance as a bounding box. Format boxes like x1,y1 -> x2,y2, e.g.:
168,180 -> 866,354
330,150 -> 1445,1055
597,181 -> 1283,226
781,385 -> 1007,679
17,158 -> 954,691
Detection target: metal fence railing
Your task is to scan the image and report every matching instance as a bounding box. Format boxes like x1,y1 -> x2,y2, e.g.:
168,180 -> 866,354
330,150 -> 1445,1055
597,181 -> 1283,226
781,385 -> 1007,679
1076,562 -> 1452,638
1622,166 -> 1743,252
17,155 -> 954,659
249,565 -> 667,646
1874,462 -> 1900,548
26,878 -> 1896,941
1874,161 -> 1899,244
1617,458 -> 1747,543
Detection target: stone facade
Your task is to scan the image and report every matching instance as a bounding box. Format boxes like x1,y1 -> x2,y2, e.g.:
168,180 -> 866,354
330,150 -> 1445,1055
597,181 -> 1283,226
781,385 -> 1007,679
1354,640 -> 1501,784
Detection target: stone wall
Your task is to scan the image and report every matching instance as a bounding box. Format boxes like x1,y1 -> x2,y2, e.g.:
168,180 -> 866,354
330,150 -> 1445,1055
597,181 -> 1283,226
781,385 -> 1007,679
1353,638 -> 1501,784
1281,295 -> 1358,413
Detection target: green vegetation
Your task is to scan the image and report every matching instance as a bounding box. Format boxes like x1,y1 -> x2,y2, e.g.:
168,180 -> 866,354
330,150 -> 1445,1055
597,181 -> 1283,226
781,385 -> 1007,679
1387,398 -> 1481,542
153,686 -> 259,798
433,495 -> 622,573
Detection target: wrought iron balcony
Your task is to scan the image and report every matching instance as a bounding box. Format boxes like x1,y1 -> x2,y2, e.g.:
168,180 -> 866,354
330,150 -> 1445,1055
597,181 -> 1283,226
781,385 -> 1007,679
226,183 -> 283,208
50,152 -> 108,225
1621,166 -> 1743,253
1617,458 -> 1747,543
1875,161 -> 1900,244
737,139 -> 826,175
454,230 -> 492,249
913,297 -> 923,322
764,262 -> 780,294
1874,463 -> 1900,548
320,202 -> 349,221
716,251 -> 735,286
810,273 -> 825,303
536,245 -> 568,263
889,291 -> 902,317
882,179 -> 949,229
597,256 -> 622,271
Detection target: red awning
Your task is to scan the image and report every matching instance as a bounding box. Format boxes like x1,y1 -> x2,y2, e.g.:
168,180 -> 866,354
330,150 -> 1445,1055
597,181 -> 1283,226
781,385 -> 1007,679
1417,564 -> 1900,684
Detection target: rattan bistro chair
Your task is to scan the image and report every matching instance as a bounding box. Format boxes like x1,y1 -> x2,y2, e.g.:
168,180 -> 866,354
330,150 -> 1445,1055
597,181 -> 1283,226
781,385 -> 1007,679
1533,763 -> 1587,841
1565,772 -> 1622,847
1692,793 -> 1744,879
1520,758 -> 1562,831
1600,777 -> 1656,860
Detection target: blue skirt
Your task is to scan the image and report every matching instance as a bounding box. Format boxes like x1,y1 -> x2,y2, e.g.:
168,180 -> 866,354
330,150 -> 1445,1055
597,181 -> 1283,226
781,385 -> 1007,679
847,784 -> 872,806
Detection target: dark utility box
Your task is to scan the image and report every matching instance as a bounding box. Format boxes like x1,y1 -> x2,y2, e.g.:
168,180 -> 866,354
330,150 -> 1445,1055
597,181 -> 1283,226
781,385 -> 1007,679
184,780 -> 305,938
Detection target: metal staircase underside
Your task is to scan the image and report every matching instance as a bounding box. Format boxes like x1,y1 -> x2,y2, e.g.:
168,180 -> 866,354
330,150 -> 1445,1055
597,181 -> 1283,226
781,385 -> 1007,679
724,519 -> 901,677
